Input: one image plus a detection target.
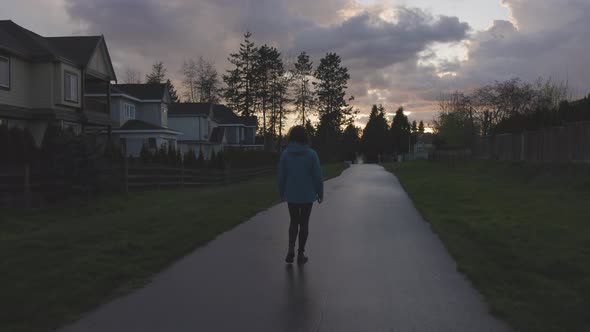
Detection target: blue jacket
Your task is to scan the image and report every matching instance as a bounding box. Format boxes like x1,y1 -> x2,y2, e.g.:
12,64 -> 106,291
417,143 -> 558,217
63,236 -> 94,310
278,143 -> 324,204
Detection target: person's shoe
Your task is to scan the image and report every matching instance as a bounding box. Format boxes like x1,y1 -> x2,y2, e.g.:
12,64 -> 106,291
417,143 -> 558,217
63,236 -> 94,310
297,252 -> 308,265
285,252 -> 295,264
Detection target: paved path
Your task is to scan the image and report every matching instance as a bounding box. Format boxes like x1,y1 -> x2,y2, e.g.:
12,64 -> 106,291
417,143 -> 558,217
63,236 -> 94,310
59,164 -> 511,332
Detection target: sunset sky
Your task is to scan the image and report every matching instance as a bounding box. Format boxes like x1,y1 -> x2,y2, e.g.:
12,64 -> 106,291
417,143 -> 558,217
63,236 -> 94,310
4,0 -> 590,126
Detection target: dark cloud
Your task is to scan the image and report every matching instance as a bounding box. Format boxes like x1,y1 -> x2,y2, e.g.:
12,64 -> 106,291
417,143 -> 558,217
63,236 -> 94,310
292,7 -> 470,69
54,0 -> 590,125
457,0 -> 590,95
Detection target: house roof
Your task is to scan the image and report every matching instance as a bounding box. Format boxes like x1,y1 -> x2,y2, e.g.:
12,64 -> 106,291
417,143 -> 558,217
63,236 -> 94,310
0,20 -> 116,80
209,127 -> 225,143
120,119 -> 167,131
169,102 -> 212,116
242,116 -> 258,126
117,120 -> 181,136
211,104 -> 243,124
45,36 -> 102,67
85,83 -> 167,101
115,84 -> 167,100
168,102 -> 258,126
0,20 -> 55,61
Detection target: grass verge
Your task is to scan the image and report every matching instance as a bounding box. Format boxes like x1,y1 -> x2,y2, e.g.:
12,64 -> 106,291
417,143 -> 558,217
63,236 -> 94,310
1,163 -> 347,332
383,160 -> 590,332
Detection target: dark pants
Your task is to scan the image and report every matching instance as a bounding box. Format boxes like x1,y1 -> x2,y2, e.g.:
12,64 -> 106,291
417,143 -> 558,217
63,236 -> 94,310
287,203 -> 313,253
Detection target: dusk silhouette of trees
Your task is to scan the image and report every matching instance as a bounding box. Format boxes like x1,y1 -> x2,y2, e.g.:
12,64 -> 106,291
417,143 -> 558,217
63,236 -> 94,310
361,105 -> 389,163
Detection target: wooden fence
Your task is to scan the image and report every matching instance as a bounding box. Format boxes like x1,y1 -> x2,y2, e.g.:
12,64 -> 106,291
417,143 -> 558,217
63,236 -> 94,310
474,121 -> 590,163
124,163 -> 275,192
0,162 -> 275,208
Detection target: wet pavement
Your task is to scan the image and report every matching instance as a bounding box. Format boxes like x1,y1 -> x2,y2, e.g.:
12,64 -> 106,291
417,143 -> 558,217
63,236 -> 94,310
59,164 -> 511,332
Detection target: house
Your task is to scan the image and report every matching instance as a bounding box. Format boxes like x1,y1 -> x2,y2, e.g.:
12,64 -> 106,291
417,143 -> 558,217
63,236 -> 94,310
413,133 -> 435,159
86,83 -> 181,157
168,103 -> 259,159
0,20 -> 116,145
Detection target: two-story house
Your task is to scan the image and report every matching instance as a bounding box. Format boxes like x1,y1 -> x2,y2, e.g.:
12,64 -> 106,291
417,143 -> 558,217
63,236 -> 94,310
86,83 -> 181,156
0,20 -> 116,145
168,103 -> 259,159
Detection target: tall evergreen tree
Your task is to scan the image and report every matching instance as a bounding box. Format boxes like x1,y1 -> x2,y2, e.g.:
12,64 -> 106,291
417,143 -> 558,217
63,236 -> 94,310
305,119 -> 317,146
390,106 -> 411,155
418,120 -> 425,133
166,79 -> 180,103
254,45 -> 277,139
223,32 -> 258,117
361,105 -> 389,162
313,52 -> 352,149
145,61 -> 167,83
411,120 -> 418,133
342,124 -> 361,162
293,52 -> 314,126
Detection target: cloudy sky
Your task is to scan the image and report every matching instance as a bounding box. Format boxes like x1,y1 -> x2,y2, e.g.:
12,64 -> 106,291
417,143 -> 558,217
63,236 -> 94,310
4,0 -> 590,125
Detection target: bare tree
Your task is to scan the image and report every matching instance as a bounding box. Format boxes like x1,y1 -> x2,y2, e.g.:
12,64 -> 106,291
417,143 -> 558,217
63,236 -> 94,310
196,57 -> 221,103
123,68 -> 142,84
181,58 -> 198,102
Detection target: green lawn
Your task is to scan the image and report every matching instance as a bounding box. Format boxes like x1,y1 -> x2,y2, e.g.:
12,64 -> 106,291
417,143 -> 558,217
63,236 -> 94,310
383,160 -> 590,332
0,163 -> 347,332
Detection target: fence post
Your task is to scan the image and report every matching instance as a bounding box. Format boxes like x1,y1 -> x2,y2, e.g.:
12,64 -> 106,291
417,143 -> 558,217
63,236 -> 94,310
521,132 -> 526,161
181,163 -> 185,188
225,161 -> 231,185
124,156 -> 129,194
23,163 -> 31,209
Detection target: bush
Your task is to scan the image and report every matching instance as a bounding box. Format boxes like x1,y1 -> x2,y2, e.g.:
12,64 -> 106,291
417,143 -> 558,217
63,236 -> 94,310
197,148 -> 205,168
0,125 -> 38,167
224,148 -> 279,169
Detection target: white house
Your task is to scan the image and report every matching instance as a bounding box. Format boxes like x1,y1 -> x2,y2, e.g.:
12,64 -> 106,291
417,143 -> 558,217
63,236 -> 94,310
168,103 -> 259,159
86,83 -> 181,156
0,20 -> 116,145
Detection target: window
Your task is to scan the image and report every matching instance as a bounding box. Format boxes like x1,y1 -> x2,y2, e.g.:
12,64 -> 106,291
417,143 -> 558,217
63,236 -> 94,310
64,71 -> 79,102
0,56 -> 9,89
124,103 -> 136,120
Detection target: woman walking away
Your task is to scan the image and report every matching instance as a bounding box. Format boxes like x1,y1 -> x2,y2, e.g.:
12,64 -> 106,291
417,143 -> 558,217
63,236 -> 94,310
278,125 -> 323,265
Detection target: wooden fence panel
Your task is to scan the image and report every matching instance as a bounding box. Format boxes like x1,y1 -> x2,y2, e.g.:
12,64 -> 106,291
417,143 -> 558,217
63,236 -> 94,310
475,121 -> 590,163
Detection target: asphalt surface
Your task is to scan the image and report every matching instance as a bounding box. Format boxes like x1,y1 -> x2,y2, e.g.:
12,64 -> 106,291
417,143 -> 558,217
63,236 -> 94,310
59,164 -> 511,332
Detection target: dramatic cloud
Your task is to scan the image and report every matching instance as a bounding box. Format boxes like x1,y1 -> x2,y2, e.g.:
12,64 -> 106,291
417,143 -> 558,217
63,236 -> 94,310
3,0 -> 589,124
456,0 -> 590,96
292,7 -> 470,69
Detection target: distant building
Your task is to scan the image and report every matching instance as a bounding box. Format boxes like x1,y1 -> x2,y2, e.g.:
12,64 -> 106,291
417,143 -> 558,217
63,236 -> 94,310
413,133 -> 435,159
168,102 -> 260,159
86,83 -> 181,156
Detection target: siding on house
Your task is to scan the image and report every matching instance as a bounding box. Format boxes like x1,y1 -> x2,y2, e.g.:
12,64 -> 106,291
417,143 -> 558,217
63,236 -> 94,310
224,126 -> 239,144
29,63 -> 54,109
139,103 -> 164,127
87,44 -> 109,77
244,127 -> 255,144
0,56 -> 31,109
169,116 -> 200,141
110,98 -> 122,126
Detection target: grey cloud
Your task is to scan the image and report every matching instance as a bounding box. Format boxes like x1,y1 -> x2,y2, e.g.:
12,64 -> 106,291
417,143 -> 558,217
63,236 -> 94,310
292,7 -> 470,69
457,0 -> 590,93
58,0 -> 590,125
